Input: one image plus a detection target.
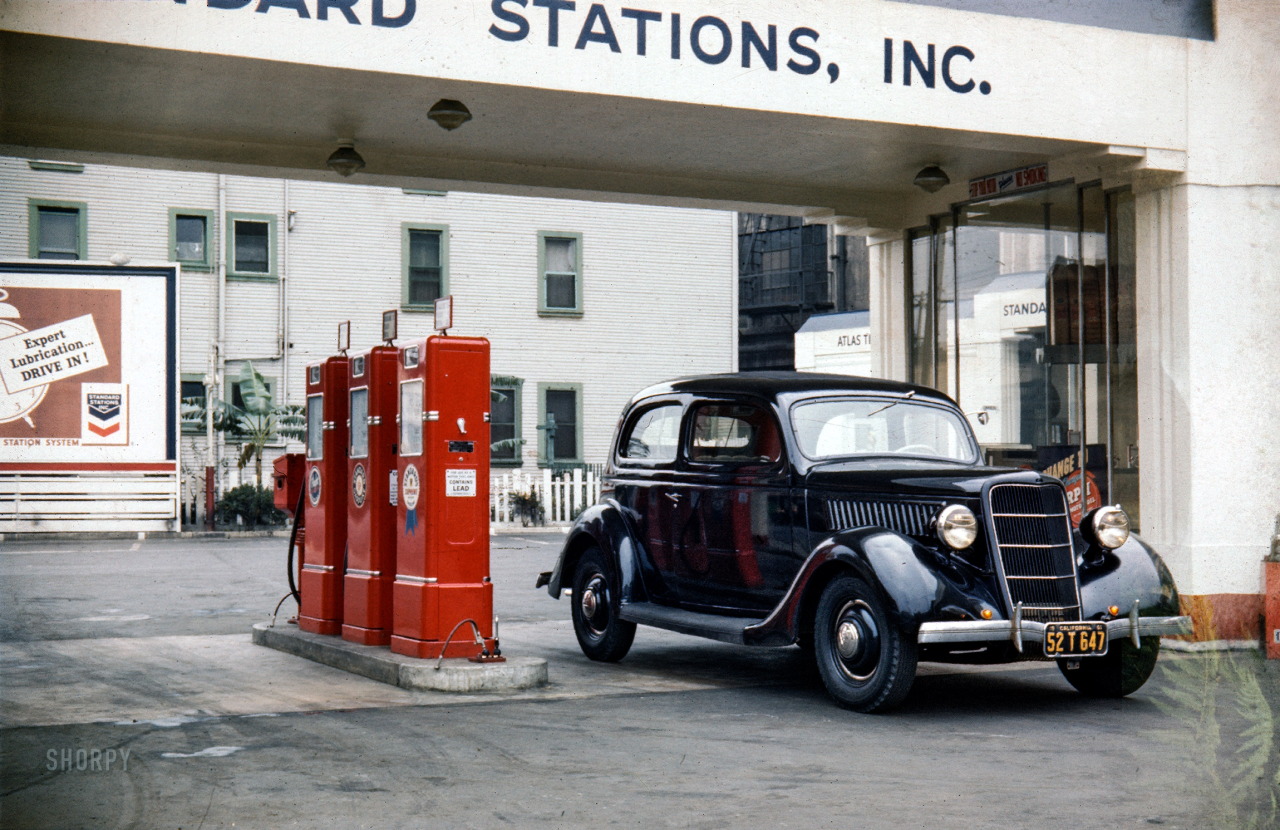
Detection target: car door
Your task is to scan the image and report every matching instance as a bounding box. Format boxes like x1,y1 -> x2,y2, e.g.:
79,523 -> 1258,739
672,400 -> 793,613
612,399 -> 685,603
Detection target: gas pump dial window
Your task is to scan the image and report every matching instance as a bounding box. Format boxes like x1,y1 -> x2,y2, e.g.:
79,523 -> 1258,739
400,380 -> 424,456
306,394 -> 323,460
350,388 -> 369,458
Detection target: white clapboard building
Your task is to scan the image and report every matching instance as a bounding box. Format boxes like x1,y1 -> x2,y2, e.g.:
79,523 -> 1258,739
0,156 -> 737,529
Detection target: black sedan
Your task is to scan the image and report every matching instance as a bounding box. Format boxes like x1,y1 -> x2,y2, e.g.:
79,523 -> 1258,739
538,372 -> 1191,712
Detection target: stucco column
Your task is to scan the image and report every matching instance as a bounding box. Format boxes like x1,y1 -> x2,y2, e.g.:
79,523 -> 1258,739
1135,181 -> 1280,645
866,234 -> 908,382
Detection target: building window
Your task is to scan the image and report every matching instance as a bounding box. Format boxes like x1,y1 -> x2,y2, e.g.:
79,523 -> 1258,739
226,212 -> 277,280
402,223 -> 449,309
491,376 -> 524,467
170,209 -> 214,270
537,382 -> 582,465
230,374 -> 276,412
180,373 -> 207,434
28,200 -> 87,260
538,232 -> 583,316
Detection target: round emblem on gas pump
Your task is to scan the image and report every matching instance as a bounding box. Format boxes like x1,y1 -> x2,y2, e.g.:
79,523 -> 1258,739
352,463 -> 367,508
402,464 -> 421,511
308,466 -> 322,507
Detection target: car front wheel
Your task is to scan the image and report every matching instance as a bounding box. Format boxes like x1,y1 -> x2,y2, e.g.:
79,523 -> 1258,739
1058,636 -> 1160,697
570,546 -> 636,662
812,574 -> 917,713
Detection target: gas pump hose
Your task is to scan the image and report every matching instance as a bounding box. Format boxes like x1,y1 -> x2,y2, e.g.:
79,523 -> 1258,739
286,487 -> 304,605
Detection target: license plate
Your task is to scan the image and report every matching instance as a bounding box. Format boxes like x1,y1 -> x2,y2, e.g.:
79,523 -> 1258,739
1043,621 -> 1108,657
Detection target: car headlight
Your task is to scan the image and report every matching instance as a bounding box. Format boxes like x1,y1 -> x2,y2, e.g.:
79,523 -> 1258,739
1082,505 -> 1130,550
936,504 -> 977,550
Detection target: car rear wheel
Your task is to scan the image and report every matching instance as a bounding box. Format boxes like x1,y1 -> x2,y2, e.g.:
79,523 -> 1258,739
1058,636 -> 1160,697
812,574 -> 917,713
570,546 -> 636,662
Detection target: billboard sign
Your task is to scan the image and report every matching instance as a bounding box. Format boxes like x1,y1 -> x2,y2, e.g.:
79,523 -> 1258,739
0,264 -> 177,465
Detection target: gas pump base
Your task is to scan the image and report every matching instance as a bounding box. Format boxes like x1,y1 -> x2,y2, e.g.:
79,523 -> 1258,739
252,623 -> 548,693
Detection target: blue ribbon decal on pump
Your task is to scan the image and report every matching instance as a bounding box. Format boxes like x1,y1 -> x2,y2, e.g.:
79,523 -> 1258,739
401,464 -> 421,535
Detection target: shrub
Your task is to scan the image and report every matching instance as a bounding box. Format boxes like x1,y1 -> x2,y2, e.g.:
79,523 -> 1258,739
216,484 -> 284,529
508,490 -> 545,527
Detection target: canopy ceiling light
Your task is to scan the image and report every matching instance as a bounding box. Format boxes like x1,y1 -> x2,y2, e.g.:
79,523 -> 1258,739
913,163 -> 950,194
326,141 -> 365,177
427,99 -> 472,131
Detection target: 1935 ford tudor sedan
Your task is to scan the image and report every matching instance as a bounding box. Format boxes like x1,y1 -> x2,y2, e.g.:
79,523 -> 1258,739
537,373 -> 1192,712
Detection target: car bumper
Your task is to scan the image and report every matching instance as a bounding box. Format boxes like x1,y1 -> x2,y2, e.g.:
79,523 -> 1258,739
918,613 -> 1193,652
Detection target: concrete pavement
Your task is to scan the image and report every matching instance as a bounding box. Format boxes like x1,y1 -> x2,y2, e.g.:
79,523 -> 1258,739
2,533 -> 1277,829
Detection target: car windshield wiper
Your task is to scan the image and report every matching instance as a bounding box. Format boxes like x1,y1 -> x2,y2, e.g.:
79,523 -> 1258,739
866,390 -> 915,417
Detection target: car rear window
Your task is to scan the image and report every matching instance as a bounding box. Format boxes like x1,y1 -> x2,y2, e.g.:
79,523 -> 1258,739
619,404 -> 682,462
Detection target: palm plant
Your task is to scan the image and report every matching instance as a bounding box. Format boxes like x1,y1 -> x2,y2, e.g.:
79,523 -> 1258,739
180,363 -> 305,487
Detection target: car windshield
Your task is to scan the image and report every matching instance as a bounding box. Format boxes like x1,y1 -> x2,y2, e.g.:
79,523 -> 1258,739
790,397 -> 978,463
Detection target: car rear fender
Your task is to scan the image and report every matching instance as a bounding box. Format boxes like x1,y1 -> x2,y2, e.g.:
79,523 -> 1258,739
744,528 -> 1002,646
545,500 -> 649,604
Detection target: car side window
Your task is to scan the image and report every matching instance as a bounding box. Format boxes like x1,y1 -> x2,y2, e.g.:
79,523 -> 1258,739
619,403 -> 682,462
689,403 -> 781,464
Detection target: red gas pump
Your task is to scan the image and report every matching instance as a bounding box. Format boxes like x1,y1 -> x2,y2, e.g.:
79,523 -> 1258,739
342,345 -> 400,645
390,335 -> 497,658
298,355 -> 351,635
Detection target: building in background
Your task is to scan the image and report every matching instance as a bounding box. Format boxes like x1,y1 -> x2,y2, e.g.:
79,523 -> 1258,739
1,156 -> 737,525
737,214 -> 869,371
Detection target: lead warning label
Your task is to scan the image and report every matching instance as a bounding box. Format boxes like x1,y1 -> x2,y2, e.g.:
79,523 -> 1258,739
445,468 -> 476,497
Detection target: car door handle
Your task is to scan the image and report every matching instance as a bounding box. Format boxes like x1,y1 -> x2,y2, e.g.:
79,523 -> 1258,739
664,492 -> 682,504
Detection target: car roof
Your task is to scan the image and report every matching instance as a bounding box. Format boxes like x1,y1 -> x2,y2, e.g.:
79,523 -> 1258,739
630,371 -> 957,407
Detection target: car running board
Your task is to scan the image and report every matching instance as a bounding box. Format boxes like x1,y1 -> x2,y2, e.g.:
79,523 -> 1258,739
619,602 -> 766,645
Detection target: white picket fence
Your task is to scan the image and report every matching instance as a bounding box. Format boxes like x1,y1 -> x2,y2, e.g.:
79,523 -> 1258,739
491,468 -> 602,527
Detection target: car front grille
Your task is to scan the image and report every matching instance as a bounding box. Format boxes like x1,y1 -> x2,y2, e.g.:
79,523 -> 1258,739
826,499 -> 940,537
987,483 -> 1081,623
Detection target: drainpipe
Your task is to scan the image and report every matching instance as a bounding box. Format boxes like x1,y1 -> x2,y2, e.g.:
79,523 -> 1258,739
210,173 -> 228,526
281,181 -> 291,407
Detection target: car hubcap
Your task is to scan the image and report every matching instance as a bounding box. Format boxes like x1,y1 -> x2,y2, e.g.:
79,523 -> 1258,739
833,599 -> 880,683
580,574 -> 607,635
837,620 -> 862,658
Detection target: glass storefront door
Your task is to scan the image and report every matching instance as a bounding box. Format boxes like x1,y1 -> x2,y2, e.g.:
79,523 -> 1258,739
909,183 -> 1140,528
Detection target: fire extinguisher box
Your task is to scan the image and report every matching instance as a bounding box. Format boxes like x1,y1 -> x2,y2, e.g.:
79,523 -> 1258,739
272,452 -> 305,516
391,336 -> 495,659
298,355 -> 351,636
343,345 -> 400,645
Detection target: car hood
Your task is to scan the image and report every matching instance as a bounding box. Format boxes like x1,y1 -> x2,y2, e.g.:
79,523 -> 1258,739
801,461 -> 1053,500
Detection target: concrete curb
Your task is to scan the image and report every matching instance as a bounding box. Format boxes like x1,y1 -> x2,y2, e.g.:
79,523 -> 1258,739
251,623 -> 548,693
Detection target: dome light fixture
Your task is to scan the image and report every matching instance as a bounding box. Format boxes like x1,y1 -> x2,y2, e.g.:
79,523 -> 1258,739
427,99 -> 473,131
326,141 -> 366,177
913,163 -> 950,194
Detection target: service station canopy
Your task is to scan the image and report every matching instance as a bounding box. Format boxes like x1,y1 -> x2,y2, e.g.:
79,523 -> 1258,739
0,0 -> 1192,229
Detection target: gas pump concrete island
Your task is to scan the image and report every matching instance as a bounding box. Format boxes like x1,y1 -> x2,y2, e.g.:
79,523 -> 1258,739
271,306 -> 511,677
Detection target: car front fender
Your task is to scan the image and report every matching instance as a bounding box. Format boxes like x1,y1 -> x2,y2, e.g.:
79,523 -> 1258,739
744,528 -> 1002,647
1077,533 -> 1183,620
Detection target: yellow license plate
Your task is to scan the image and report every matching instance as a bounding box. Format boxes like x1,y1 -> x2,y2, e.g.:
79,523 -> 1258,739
1044,621 -> 1108,657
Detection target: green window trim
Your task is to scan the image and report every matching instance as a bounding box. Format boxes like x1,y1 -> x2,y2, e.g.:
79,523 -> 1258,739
490,375 -> 524,468
28,199 -> 88,260
226,211 -> 278,281
180,372 -> 208,434
537,231 -> 584,317
169,208 -> 215,271
401,222 -> 450,310
536,381 -> 583,466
